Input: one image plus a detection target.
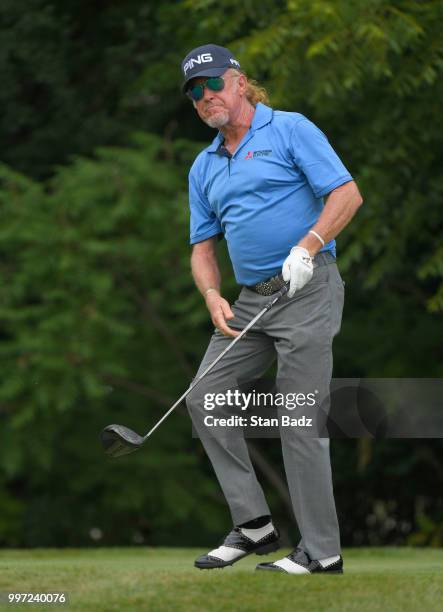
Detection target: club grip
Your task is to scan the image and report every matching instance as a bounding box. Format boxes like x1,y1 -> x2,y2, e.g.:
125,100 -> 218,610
264,283 -> 289,311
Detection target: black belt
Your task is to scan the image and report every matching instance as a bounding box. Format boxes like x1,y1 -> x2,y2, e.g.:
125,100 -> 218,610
246,251 -> 336,296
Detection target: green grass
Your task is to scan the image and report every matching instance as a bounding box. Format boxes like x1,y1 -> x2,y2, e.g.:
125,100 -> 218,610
0,547 -> 442,611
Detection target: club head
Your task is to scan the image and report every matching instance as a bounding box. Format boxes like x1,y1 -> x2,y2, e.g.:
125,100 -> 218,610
100,424 -> 145,458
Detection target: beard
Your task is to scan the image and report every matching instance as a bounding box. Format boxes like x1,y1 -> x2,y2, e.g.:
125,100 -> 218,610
203,108 -> 230,128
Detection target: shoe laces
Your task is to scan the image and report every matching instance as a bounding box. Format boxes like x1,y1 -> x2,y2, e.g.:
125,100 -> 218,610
287,547 -> 310,565
223,527 -> 242,547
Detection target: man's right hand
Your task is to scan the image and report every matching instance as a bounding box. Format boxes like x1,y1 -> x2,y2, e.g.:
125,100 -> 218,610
205,291 -> 241,338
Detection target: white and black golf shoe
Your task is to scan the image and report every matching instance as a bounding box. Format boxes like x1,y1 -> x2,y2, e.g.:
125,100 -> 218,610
256,547 -> 343,574
194,523 -> 280,569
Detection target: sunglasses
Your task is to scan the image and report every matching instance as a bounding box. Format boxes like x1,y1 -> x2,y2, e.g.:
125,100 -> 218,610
186,76 -> 226,102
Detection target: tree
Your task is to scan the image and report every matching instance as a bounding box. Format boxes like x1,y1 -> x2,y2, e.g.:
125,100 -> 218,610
1,0 -> 442,546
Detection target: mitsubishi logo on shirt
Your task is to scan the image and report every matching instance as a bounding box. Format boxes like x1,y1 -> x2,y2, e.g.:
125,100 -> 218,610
244,149 -> 272,160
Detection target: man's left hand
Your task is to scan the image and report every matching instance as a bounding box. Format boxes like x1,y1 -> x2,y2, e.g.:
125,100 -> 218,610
282,246 -> 314,297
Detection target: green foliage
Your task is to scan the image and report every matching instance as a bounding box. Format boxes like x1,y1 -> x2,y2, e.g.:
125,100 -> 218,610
132,0 -> 443,317
0,0 -> 442,547
408,512 -> 443,547
0,134 -> 233,546
176,0 -> 443,318
0,1 -> 186,178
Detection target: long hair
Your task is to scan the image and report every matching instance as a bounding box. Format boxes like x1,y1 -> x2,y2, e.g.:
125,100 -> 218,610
230,69 -> 270,106
244,75 -> 270,106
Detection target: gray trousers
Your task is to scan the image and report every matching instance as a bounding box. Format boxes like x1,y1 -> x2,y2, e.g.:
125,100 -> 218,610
186,253 -> 344,559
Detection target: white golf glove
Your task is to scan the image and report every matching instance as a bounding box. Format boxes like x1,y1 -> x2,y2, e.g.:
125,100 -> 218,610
282,246 -> 314,297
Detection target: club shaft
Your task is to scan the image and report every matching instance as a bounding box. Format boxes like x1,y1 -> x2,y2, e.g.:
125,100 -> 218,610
142,284 -> 288,442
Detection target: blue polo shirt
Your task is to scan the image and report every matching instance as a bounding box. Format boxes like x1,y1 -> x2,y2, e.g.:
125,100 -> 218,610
188,103 -> 352,285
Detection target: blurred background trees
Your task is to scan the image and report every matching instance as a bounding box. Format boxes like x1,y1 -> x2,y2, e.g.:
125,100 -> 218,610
0,0 -> 442,547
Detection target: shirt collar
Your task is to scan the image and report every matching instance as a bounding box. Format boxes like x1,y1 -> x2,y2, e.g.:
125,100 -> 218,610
206,131 -> 224,153
250,102 -> 273,130
206,103 -> 273,153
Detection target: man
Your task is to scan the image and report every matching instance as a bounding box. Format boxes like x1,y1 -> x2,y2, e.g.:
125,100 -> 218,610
182,44 -> 362,575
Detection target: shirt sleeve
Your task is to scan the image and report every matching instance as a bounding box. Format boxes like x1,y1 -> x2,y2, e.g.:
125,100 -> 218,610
290,118 -> 353,198
189,163 -> 223,245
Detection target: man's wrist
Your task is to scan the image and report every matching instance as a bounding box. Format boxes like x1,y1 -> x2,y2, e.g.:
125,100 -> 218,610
204,287 -> 219,298
296,235 -> 320,257
308,229 -> 325,247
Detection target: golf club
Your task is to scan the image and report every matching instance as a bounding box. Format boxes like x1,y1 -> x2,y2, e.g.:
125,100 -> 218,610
100,282 -> 288,457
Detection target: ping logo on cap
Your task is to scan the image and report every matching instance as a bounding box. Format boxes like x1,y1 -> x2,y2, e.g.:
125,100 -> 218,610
181,45 -> 241,91
183,53 -> 213,75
